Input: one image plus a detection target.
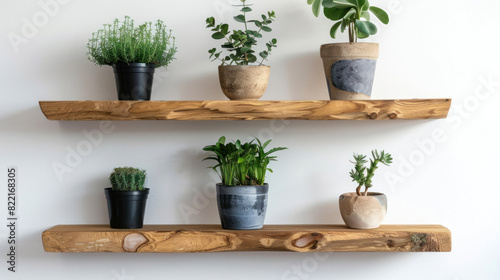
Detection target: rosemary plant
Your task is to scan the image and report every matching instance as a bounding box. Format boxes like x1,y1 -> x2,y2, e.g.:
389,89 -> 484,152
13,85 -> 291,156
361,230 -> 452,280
87,16 -> 177,68
206,0 -> 277,66
203,136 -> 287,186
307,0 -> 389,42
349,150 -> 392,196
109,167 -> 147,191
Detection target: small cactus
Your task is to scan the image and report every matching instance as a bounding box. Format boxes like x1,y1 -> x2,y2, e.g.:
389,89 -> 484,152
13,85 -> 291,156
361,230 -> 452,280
109,167 -> 147,191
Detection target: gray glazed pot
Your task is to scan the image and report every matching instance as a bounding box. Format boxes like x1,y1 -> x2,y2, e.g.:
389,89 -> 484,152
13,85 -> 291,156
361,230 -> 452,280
216,183 -> 268,230
339,192 -> 387,229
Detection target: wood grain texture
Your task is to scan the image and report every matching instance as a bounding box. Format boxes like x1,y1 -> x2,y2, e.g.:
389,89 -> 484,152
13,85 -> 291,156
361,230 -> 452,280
39,99 -> 452,121
42,224 -> 452,253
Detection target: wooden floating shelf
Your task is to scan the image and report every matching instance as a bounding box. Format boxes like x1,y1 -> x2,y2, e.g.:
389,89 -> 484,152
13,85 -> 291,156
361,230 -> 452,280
39,99 -> 451,121
42,224 -> 451,253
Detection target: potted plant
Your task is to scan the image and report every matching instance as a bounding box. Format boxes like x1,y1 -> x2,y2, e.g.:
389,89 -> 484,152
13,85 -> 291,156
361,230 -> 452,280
339,150 -> 392,229
87,16 -> 177,101
203,136 -> 286,230
307,0 -> 389,100
206,0 -> 278,100
105,167 -> 150,229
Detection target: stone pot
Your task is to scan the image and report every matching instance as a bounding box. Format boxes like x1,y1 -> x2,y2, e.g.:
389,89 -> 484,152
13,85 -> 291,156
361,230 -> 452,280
339,192 -> 387,229
218,65 -> 271,100
216,183 -> 268,230
320,43 -> 379,100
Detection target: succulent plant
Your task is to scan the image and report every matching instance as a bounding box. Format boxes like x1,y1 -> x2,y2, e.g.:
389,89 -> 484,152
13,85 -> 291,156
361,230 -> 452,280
349,150 -> 392,196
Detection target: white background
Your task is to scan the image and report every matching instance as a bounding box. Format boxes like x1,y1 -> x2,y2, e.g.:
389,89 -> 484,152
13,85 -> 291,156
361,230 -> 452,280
1,0 -> 499,279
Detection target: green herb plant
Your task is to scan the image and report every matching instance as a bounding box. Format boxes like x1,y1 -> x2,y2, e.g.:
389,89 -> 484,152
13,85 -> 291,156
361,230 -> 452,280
87,16 -> 177,68
307,0 -> 389,42
206,0 -> 277,66
203,136 -> 287,186
349,150 -> 392,196
109,167 -> 147,191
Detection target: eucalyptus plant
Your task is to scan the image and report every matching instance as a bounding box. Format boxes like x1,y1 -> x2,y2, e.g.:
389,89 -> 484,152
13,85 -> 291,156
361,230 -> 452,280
87,16 -> 177,68
206,0 -> 277,66
203,136 -> 287,186
307,0 -> 389,42
109,167 -> 147,191
349,150 -> 392,196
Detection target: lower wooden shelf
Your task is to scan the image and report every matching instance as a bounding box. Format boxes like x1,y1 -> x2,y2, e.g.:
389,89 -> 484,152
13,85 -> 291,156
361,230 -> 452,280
42,224 -> 451,253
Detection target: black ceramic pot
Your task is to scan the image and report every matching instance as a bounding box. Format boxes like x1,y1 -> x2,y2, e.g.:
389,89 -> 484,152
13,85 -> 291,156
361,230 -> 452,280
105,188 -> 149,229
112,63 -> 156,100
216,183 -> 268,230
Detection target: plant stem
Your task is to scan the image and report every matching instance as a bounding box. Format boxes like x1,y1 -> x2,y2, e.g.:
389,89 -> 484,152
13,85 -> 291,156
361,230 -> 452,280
356,185 -> 362,196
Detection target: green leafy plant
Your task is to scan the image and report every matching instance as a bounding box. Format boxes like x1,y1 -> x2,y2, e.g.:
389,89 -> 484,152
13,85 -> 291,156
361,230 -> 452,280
206,0 -> 277,66
87,16 -> 177,68
307,0 -> 389,42
349,150 -> 392,196
109,167 -> 147,191
203,136 -> 287,186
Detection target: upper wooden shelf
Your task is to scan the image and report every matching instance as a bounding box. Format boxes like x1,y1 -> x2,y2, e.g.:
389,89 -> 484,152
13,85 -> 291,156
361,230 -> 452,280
42,224 -> 451,253
39,99 -> 451,121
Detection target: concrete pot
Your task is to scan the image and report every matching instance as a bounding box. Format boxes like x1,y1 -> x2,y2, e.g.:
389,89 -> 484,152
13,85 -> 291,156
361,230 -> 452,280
339,192 -> 387,229
216,183 -> 268,230
320,43 -> 379,100
218,65 -> 270,100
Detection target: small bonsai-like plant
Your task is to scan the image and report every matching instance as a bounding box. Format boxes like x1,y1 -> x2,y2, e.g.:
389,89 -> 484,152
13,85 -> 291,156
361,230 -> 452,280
206,0 -> 277,66
109,167 -> 147,191
307,0 -> 389,42
349,150 -> 392,196
203,136 -> 287,186
87,16 -> 177,68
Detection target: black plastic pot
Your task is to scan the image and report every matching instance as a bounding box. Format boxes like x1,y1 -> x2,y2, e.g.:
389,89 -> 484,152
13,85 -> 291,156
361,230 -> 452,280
105,188 -> 149,229
216,183 -> 268,230
112,63 -> 156,100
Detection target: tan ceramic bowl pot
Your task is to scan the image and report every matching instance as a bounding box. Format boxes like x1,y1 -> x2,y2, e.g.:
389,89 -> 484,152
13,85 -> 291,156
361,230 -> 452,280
218,65 -> 270,100
339,192 -> 387,229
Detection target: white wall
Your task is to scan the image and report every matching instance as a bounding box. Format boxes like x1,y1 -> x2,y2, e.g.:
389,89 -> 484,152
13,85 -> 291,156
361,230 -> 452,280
1,0 -> 499,279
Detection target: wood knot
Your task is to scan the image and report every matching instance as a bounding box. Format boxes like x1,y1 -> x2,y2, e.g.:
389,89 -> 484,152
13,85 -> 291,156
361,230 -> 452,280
369,112 -> 378,119
293,233 -> 324,250
123,233 -> 148,252
389,113 -> 398,119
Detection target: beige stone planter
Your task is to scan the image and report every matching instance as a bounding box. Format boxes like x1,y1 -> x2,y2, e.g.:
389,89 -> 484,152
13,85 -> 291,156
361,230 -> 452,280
320,43 -> 379,100
339,192 -> 387,229
218,65 -> 270,100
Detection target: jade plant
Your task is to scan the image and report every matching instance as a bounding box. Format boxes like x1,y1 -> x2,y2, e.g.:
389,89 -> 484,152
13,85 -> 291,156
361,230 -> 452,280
203,136 -> 287,186
349,150 -> 392,196
206,0 -> 277,66
109,167 -> 147,191
87,16 -> 177,68
307,0 -> 389,42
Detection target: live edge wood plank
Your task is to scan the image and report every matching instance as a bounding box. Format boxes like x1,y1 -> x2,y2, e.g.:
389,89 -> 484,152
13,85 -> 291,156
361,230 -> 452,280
39,99 -> 451,121
42,224 -> 451,253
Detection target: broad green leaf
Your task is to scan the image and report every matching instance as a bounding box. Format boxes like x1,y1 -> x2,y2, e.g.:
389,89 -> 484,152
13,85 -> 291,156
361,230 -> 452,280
322,0 -> 335,8
343,8 -> 356,20
234,15 -> 246,23
311,0 -> 322,17
212,32 -> 225,40
241,7 -> 252,13
261,26 -> 272,32
355,19 -> 377,35
370,6 -> 389,24
241,47 -> 251,53
218,136 -> 226,145
259,51 -> 268,59
361,11 -> 370,21
358,0 -> 368,11
330,0 -> 356,9
324,7 -> 350,21
271,38 -> 277,44
307,0 -> 315,4
247,54 -> 257,63
330,21 -> 342,39
357,29 -> 369,39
